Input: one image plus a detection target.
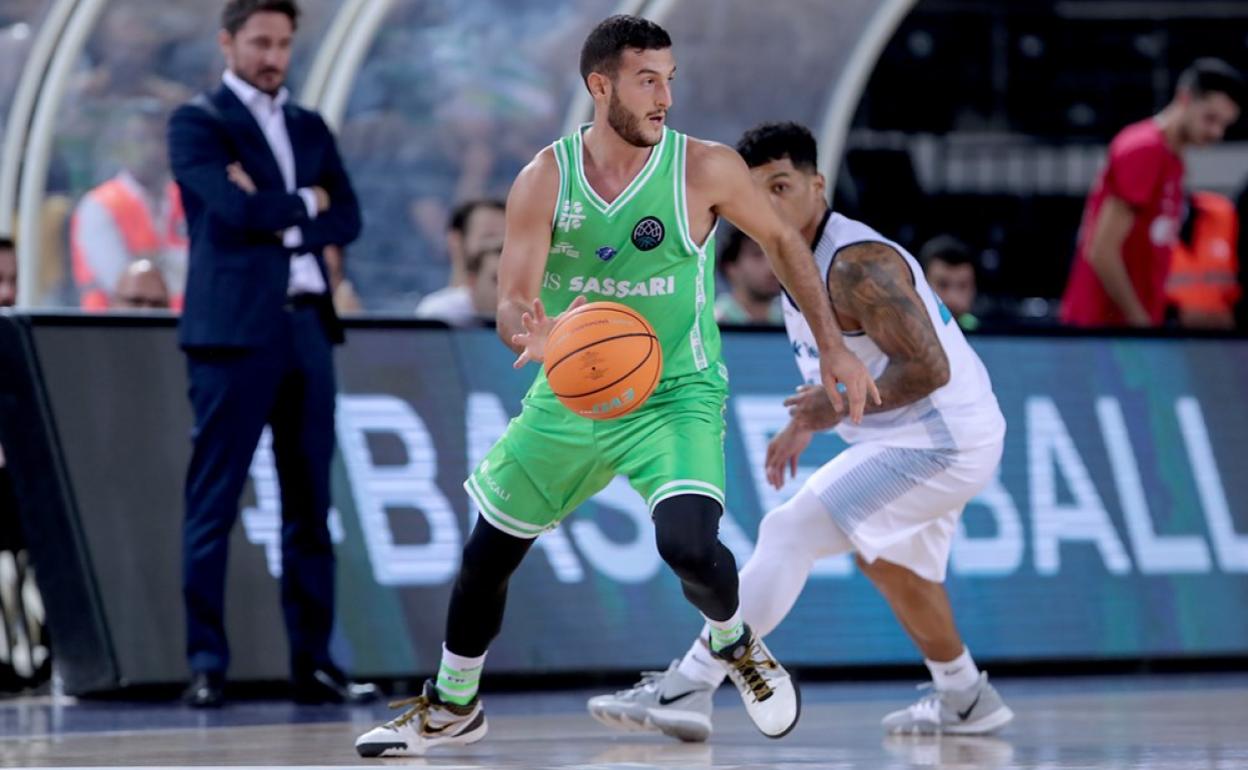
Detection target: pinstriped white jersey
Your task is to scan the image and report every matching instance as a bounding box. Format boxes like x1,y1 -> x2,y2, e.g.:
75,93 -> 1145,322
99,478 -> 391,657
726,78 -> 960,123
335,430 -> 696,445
783,212 -> 1005,450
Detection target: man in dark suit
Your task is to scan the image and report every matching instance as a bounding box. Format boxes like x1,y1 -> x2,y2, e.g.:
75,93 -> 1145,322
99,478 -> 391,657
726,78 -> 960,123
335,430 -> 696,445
168,0 -> 375,708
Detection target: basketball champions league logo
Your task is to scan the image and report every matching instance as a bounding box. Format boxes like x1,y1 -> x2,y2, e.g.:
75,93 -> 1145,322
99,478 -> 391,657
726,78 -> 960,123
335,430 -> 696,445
631,216 -> 665,251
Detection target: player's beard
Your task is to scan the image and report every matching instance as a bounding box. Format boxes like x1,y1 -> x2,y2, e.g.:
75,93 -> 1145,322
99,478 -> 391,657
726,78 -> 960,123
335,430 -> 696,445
608,92 -> 659,148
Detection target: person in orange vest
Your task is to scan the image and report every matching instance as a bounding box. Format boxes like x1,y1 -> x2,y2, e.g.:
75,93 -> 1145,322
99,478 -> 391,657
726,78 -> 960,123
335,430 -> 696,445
1166,191 -> 1241,329
70,104 -> 187,310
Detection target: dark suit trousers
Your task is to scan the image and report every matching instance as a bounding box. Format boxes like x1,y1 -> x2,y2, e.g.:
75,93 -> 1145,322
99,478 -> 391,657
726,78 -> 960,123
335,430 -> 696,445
183,305 -> 336,677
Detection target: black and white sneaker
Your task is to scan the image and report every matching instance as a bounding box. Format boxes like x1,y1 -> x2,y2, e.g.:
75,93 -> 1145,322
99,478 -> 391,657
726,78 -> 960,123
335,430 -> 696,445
354,679 -> 487,757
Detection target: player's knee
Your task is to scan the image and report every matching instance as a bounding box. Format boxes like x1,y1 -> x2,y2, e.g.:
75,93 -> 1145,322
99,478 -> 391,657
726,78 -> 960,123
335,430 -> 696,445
656,530 -> 717,576
457,521 -> 530,590
856,554 -> 919,588
653,495 -> 722,577
757,499 -> 810,554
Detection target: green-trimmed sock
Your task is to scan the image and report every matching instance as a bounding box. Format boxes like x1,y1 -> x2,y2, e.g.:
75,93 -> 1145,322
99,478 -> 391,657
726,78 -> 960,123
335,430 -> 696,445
706,608 -> 745,653
435,644 -> 485,706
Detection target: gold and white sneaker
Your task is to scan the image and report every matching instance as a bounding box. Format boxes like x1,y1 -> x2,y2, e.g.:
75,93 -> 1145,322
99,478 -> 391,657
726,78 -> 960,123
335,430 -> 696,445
711,625 -> 800,738
354,679 -> 487,757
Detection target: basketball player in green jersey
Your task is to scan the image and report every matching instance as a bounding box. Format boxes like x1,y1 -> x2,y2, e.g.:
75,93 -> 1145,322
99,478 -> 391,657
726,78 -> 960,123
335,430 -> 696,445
355,15 -> 878,758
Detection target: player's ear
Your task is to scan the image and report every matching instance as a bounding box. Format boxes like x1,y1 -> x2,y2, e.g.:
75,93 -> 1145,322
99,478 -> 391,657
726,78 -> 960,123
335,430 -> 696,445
586,71 -> 611,100
812,172 -> 827,199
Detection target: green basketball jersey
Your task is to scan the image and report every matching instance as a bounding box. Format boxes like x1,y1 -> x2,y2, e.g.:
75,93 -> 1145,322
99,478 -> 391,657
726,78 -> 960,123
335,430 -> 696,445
534,125 -> 722,395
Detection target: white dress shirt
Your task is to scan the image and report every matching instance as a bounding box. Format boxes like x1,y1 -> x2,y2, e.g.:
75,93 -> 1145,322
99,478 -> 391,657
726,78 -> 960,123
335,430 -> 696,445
222,70 -> 327,295
415,286 -> 477,326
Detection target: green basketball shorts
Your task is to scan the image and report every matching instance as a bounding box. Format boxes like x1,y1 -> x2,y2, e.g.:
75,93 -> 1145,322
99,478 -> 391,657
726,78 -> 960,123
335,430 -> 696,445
464,368 -> 728,538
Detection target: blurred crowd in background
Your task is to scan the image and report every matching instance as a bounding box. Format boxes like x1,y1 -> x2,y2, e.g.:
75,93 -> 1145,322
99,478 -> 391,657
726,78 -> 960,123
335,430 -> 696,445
2,0 -> 1247,331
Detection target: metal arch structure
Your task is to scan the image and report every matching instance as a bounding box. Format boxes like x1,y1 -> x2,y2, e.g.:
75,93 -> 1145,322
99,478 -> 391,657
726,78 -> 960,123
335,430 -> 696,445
815,0 -> 918,200
299,0 -> 372,111
7,0 -> 380,307
15,0 -> 107,308
0,0 -> 77,239
317,0 -> 395,132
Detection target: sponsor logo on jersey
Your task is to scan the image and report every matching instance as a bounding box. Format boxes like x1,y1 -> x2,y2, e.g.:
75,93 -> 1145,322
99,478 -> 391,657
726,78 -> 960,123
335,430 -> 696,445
631,216 -> 665,251
595,246 -> 617,262
558,200 -> 586,232
478,459 -> 511,502
551,241 -> 580,258
567,275 -> 676,298
791,340 -> 819,359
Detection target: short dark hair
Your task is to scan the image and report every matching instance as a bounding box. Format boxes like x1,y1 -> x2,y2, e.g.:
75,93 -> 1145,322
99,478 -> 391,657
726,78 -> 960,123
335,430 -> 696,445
449,199 -> 505,234
0,237 -> 14,252
579,15 -> 672,88
222,0 -> 299,35
919,235 -> 973,269
1177,58 -> 1245,109
736,122 -> 819,172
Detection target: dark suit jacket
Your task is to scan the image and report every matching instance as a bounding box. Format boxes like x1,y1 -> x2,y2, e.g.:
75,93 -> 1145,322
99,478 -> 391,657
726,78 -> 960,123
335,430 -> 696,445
168,85 -> 361,348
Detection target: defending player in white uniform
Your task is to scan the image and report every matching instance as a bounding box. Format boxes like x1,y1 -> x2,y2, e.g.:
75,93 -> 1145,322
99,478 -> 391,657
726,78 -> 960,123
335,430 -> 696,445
588,122 -> 1014,739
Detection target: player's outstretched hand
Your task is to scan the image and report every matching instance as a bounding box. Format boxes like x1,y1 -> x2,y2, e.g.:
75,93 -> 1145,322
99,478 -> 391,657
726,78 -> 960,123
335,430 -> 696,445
765,420 -> 813,489
511,295 -> 587,368
818,347 -> 880,424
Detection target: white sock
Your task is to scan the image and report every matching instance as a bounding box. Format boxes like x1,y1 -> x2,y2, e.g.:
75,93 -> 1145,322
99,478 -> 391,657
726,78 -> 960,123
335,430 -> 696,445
925,647 -> 980,692
676,629 -> 728,688
436,644 -> 486,705
705,606 -> 744,651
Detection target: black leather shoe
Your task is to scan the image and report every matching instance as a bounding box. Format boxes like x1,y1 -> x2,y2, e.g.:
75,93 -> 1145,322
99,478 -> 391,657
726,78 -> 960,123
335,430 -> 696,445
183,671 -> 225,708
292,666 -> 381,705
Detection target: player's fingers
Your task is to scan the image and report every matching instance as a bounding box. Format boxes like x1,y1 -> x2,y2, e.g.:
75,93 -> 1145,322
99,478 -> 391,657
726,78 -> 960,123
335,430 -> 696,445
826,380 -> 846,414
845,379 -> 867,424
531,298 -> 547,323
868,376 -> 883,406
765,461 -> 781,489
512,349 -> 531,369
789,455 -> 798,479
569,295 -> 588,311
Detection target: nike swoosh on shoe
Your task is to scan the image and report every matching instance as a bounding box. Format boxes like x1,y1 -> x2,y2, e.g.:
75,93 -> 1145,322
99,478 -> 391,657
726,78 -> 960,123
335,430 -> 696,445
957,693 -> 982,721
657,690 -> 698,706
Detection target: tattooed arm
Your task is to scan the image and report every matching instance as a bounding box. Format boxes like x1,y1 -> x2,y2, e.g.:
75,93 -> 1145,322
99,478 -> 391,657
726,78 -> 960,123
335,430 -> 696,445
786,242 -> 949,431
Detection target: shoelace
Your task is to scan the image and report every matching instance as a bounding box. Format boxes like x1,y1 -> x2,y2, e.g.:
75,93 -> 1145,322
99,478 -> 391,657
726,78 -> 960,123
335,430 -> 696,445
615,670 -> 665,698
729,642 -> 776,703
385,695 -> 429,729
906,683 -> 943,722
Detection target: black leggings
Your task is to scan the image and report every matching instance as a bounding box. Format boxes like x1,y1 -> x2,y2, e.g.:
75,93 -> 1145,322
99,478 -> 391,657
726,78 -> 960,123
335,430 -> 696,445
652,494 -> 739,621
444,495 -> 739,656
444,518 -> 533,657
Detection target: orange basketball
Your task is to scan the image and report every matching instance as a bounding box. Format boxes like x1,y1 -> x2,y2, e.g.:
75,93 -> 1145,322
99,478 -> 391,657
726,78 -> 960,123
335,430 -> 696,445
544,301 -> 663,420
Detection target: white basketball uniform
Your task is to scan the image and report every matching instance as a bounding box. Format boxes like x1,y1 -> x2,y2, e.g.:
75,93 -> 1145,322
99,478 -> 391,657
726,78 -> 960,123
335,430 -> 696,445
776,211 -> 1006,583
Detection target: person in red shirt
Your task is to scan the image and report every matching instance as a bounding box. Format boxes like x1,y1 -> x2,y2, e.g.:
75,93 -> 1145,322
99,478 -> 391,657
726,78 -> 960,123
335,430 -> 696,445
1061,59 -> 1243,328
